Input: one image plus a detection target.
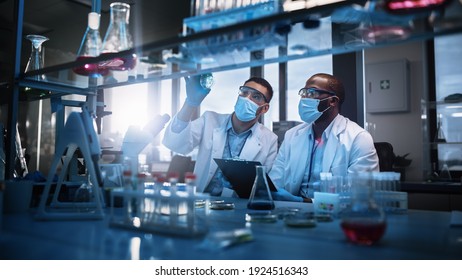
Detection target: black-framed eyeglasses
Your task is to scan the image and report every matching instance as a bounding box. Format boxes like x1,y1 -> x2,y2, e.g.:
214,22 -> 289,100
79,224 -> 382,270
298,87 -> 336,99
238,86 -> 269,104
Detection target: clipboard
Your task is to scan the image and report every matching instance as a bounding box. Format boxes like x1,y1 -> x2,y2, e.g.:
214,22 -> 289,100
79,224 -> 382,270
213,158 -> 277,198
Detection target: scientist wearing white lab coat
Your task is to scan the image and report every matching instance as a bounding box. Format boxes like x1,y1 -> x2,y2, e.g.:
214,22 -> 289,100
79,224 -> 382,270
269,73 -> 379,202
163,76 -> 278,195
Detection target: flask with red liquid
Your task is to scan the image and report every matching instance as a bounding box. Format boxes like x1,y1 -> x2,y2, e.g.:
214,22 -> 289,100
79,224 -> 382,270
100,2 -> 137,71
73,12 -> 108,76
340,173 -> 387,245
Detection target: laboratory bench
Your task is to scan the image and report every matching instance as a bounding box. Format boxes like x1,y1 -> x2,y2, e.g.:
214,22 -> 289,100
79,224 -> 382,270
1,198 -> 461,260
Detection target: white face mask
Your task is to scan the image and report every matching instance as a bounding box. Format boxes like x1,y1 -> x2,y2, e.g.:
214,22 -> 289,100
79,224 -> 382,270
298,97 -> 332,123
234,96 -> 260,122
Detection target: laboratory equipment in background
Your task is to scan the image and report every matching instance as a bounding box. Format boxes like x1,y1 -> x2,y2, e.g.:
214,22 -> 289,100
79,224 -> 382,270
24,34 -> 48,81
35,106 -> 105,220
100,2 -> 137,71
0,123 -> 5,181
110,170 -> 210,237
73,12 -> 108,76
120,114 -> 171,177
182,0 -> 286,64
22,34 -> 50,98
247,165 -> 275,210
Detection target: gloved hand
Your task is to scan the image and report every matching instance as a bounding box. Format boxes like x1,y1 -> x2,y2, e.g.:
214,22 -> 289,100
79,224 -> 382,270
271,187 -> 303,202
184,75 -> 211,107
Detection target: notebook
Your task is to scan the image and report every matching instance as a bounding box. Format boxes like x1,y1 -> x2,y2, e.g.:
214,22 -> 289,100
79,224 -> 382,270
213,158 -> 277,198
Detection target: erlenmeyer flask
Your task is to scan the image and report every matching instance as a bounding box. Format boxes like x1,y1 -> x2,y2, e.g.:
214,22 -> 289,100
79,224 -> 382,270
100,2 -> 137,71
73,12 -> 108,76
247,165 -> 275,210
25,34 -> 48,79
434,114 -> 446,143
23,34 -> 50,97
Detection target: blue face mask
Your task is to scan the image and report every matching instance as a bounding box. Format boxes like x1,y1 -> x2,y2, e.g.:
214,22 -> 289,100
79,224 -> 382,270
298,97 -> 332,123
234,96 -> 260,122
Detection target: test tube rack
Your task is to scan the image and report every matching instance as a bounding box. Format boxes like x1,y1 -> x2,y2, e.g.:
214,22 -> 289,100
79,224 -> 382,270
109,187 -> 210,237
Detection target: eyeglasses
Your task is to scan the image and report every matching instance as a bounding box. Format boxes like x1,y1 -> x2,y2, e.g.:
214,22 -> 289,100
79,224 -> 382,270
298,87 -> 336,99
238,86 -> 269,103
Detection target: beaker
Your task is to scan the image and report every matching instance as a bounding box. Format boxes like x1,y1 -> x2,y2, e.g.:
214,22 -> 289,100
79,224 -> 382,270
340,173 -> 386,245
101,2 -> 137,71
74,12 -> 108,76
247,165 -> 275,210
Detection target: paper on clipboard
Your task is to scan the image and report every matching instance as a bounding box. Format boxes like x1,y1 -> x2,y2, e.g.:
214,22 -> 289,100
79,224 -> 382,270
213,158 -> 277,198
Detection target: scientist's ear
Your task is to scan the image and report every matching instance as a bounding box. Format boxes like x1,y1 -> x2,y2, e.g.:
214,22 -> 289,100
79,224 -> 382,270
330,96 -> 339,107
257,103 -> 270,115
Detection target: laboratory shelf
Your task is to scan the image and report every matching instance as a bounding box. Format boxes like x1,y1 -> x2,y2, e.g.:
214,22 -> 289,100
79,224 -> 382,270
16,1 -> 462,97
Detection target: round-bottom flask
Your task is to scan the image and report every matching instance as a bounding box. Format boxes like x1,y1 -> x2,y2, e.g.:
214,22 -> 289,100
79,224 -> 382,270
340,175 -> 386,245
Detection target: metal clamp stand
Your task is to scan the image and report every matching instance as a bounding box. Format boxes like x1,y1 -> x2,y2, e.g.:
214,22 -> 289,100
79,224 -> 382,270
36,106 -> 104,220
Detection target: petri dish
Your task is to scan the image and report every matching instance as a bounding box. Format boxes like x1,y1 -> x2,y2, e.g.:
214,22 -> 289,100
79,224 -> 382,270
195,199 -> 206,208
284,211 -> 316,227
209,201 -> 235,210
245,211 -> 278,223
314,213 -> 333,222
284,217 -> 317,228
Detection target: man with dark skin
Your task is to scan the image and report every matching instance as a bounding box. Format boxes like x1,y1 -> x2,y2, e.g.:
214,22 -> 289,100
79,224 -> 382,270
269,73 -> 379,202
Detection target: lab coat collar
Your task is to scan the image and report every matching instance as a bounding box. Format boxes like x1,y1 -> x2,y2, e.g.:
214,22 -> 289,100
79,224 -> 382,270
237,119 -> 263,160
289,123 -> 311,185
210,115 -> 261,161
288,115 -> 347,177
221,114 -> 262,160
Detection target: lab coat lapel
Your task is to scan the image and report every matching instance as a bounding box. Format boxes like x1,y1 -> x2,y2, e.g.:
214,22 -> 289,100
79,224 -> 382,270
290,126 -> 310,181
322,116 -> 346,172
212,126 -> 227,161
239,133 -> 261,160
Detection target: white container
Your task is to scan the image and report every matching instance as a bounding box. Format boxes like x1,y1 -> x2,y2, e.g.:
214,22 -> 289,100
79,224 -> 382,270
313,191 -> 340,217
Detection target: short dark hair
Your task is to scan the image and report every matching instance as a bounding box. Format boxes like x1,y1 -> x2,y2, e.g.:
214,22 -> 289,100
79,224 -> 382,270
311,73 -> 345,105
244,77 -> 274,102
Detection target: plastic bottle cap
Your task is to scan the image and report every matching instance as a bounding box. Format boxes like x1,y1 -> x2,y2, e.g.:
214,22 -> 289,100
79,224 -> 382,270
185,172 -> 196,180
88,12 -> 100,30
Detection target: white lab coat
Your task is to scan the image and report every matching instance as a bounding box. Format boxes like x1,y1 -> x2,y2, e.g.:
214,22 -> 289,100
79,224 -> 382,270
162,111 -> 278,193
269,114 -> 379,195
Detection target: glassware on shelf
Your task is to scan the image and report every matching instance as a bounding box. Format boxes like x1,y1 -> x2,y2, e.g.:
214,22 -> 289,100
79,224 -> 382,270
74,175 -> 94,203
100,2 -> 137,71
439,163 -> 452,181
340,173 -> 386,246
73,12 -> 108,76
247,165 -> 275,210
434,114 -> 446,143
23,34 -> 50,97
24,34 -> 48,80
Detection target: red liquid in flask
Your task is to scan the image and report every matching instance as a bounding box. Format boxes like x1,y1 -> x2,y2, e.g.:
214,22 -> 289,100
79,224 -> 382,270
99,54 -> 137,71
341,220 -> 386,245
73,56 -> 109,76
